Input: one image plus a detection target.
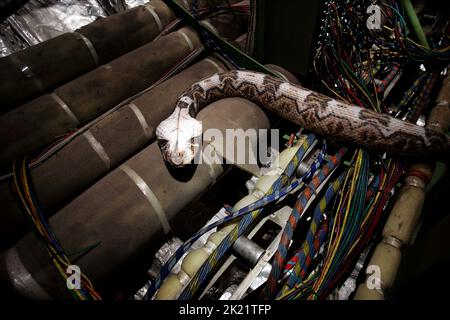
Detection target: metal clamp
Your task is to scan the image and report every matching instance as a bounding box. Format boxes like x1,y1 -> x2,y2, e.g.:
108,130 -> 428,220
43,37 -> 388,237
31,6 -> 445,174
128,102 -> 153,140
120,164 -> 171,234
83,130 -> 111,170
232,237 -> 265,267
144,3 -> 163,32
50,92 -> 80,126
10,54 -> 44,93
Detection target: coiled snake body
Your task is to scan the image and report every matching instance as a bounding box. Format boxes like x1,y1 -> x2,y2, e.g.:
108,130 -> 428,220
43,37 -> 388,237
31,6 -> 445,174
156,70 -> 449,166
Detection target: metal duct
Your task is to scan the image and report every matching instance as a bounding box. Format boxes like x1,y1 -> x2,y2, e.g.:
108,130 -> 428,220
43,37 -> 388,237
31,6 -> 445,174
0,0 -> 175,112
0,57 -> 228,250
0,97 -> 270,299
0,27 -> 202,169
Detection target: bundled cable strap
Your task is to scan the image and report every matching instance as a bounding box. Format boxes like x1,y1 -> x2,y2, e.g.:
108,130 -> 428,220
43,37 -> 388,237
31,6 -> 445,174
12,157 -> 101,300
261,147 -> 347,299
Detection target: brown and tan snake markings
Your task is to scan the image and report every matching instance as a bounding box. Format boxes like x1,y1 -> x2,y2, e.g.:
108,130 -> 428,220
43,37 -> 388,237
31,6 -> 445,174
425,129 -> 449,154
156,70 -> 450,166
304,92 -> 333,113
385,131 -> 429,155
262,74 -> 284,92
273,96 -> 302,122
177,98 -> 191,110
359,108 -> 392,127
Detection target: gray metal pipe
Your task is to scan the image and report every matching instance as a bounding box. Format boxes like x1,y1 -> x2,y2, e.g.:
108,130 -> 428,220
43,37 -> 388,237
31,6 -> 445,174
233,237 -> 265,266
0,27 -> 202,170
0,57 -> 227,250
0,0 -> 175,113
0,97 -> 270,299
0,61 -> 298,251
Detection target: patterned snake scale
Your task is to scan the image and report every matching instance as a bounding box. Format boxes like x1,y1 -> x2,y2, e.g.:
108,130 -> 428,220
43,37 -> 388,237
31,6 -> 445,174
156,70 -> 449,166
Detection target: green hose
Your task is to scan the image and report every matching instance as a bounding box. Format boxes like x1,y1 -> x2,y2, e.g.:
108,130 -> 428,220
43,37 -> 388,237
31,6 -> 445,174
401,0 -> 430,49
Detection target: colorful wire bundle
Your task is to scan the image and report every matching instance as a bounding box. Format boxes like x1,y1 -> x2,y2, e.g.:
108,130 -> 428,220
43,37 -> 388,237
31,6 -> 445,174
176,135 -> 326,300
283,171 -> 347,291
261,147 -> 347,299
282,221 -> 328,279
276,152 -> 404,300
315,0 -> 449,115
295,0 -> 445,299
307,150 -> 370,299
12,157 -> 101,300
390,71 -> 429,118
147,134 -> 320,298
407,71 -> 439,123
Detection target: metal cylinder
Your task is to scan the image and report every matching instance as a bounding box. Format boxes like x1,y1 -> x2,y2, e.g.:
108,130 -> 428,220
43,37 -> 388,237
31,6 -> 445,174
0,27 -> 202,170
265,64 -> 301,86
0,57 -> 227,250
0,0 -> 175,113
0,97 -> 270,299
233,236 -> 265,266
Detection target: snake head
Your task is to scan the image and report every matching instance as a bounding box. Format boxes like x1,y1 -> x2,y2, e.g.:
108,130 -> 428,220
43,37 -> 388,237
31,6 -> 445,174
156,109 -> 203,167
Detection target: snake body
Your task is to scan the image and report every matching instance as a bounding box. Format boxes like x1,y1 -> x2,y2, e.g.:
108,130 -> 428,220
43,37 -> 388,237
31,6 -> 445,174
156,70 -> 449,166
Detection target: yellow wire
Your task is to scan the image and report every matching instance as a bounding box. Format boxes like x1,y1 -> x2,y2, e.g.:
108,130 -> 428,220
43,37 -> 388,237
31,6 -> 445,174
367,53 -> 381,112
340,65 -> 377,110
311,150 -> 363,297
321,80 -> 351,104
383,25 -> 450,52
14,159 -> 94,300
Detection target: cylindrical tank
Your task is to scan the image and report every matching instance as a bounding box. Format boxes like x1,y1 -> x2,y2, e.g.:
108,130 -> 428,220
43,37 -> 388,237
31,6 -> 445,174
0,57 -> 227,250
0,0 -> 175,112
0,27 -> 202,169
0,98 -> 270,299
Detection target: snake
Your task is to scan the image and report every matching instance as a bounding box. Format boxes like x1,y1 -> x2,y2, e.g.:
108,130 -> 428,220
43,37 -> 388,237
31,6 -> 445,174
156,70 -> 449,166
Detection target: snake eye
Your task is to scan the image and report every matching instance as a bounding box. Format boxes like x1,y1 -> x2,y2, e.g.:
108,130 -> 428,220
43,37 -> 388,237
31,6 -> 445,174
158,139 -> 169,150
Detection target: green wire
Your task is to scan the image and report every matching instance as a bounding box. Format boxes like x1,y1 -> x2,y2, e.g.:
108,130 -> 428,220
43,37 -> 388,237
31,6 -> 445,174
401,0 -> 430,49
67,241 -> 102,260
